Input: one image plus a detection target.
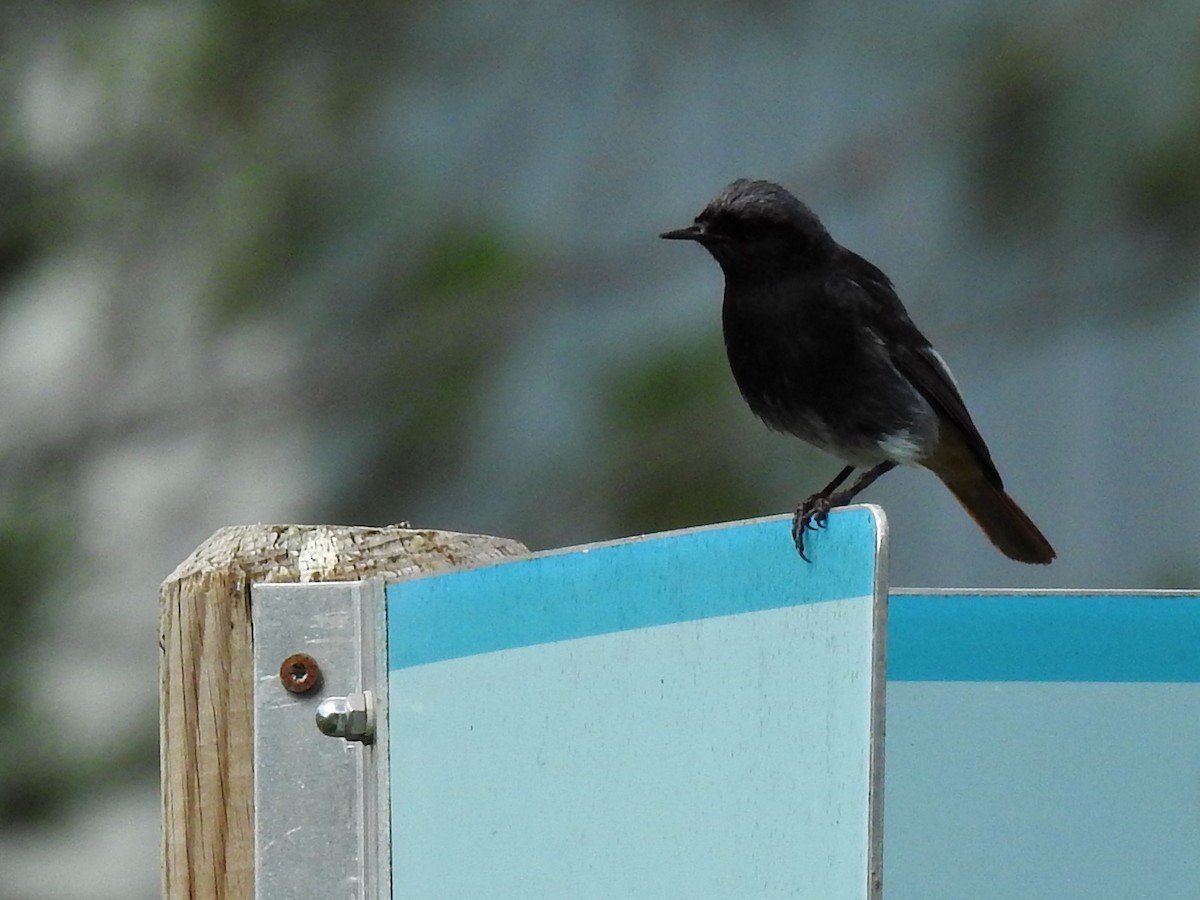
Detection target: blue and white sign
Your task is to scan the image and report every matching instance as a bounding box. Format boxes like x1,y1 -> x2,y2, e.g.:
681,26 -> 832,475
386,509 -> 888,899
885,591 -> 1200,900
249,513 -> 1200,898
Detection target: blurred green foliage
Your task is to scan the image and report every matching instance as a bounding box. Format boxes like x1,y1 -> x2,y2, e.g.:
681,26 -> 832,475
600,334 -> 769,534
1130,98 -> 1200,233
969,28 -> 1071,233
0,489 -> 74,824
328,224 -> 536,523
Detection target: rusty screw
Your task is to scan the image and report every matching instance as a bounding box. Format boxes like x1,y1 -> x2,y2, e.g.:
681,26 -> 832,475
279,653 -> 322,694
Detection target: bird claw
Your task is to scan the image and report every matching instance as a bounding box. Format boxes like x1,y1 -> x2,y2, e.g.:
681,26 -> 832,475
791,494 -> 833,562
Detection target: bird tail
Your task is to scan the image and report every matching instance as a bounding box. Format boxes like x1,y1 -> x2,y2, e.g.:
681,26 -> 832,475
936,469 -> 1056,565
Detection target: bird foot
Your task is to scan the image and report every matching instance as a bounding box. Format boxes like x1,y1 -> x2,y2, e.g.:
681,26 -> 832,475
791,493 -> 834,562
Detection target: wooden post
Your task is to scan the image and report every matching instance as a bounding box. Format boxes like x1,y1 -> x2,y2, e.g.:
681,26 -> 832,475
159,524 -> 527,900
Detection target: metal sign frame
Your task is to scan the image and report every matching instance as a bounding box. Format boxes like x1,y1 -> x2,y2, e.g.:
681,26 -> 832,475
252,580 -> 391,900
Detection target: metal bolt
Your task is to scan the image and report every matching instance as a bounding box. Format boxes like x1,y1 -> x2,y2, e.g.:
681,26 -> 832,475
315,690 -> 375,744
279,653 -> 322,694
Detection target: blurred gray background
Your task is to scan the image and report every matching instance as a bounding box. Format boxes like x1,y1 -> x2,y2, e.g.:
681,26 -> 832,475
3,2 -> 1199,897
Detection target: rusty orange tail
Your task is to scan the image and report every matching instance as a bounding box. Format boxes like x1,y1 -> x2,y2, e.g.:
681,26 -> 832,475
936,467 -> 1055,564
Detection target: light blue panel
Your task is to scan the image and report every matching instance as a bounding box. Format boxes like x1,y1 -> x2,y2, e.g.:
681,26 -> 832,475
890,592 -> 1200,683
885,682 -> 1200,900
885,591 -> 1200,899
389,508 -> 881,669
386,509 -> 886,900
391,605 -> 878,899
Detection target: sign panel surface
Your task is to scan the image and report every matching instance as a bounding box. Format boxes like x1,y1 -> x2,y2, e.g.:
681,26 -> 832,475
886,591 -> 1200,900
387,509 -> 887,900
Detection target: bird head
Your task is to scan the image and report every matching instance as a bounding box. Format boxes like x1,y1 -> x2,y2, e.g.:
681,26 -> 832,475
660,179 -> 834,279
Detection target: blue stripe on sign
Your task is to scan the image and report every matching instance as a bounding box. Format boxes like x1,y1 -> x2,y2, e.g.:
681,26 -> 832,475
889,592 -> 1200,683
387,507 -> 883,670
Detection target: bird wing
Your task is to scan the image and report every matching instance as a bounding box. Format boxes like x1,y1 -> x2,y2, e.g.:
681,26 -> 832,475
889,338 -> 1003,487
836,261 -> 1004,487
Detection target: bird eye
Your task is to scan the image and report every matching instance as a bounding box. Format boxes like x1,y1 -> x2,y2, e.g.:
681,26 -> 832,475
719,216 -> 766,241
703,212 -> 736,236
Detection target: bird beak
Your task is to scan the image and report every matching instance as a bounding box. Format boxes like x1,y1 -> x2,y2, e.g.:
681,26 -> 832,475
659,222 -> 706,242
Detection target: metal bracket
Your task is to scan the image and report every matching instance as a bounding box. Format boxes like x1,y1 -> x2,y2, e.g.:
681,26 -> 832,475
252,579 -> 390,899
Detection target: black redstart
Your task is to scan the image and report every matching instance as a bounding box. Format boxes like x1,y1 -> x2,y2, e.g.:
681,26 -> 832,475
661,178 -> 1055,564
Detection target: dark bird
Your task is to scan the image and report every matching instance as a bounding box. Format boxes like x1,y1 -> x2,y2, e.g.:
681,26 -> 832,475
661,179 -> 1055,565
